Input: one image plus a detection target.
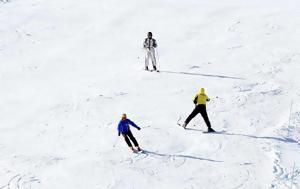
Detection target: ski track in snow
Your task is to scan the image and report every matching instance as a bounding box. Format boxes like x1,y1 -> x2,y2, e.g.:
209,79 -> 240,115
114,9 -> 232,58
0,174 -> 41,189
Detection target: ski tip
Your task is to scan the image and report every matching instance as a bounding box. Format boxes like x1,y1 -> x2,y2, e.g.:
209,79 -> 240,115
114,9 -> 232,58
177,123 -> 186,130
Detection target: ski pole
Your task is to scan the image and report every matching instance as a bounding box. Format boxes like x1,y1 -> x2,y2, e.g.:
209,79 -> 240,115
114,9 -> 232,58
112,137 -> 119,148
155,47 -> 160,70
141,125 -> 150,129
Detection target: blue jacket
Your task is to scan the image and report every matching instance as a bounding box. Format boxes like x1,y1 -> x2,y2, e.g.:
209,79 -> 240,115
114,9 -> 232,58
118,119 -> 140,135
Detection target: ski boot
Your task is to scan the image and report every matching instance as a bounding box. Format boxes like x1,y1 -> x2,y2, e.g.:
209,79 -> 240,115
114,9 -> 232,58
136,146 -> 142,151
182,122 -> 187,129
153,66 -> 157,71
145,66 -> 149,71
207,127 -> 215,133
129,146 -> 135,152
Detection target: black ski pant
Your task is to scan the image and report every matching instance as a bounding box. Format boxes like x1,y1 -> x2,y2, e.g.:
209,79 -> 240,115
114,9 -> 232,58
185,104 -> 211,128
122,131 -> 139,147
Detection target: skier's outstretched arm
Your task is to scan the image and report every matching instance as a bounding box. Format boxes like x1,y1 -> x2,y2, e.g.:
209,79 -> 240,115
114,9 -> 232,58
128,119 -> 141,130
117,122 -> 122,136
206,95 -> 210,102
153,39 -> 157,48
193,95 -> 198,105
143,39 -> 148,49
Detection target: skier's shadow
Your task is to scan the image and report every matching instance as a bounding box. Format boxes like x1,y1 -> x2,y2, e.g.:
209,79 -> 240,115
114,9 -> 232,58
142,150 -> 222,163
186,128 -> 298,144
159,70 -> 245,80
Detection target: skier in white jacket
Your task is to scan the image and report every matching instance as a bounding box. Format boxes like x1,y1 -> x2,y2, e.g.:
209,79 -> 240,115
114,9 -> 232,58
143,32 -> 158,71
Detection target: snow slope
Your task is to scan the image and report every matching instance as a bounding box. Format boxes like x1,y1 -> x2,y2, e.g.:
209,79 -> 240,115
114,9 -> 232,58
1,0 -> 300,188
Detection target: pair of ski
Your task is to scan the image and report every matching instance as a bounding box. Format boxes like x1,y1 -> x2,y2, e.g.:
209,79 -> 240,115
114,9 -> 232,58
145,69 -> 160,72
177,116 -> 216,134
129,146 -> 144,153
132,148 -> 144,154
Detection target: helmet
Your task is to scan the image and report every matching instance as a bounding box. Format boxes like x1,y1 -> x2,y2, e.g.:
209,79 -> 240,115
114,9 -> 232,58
199,88 -> 205,94
147,32 -> 153,38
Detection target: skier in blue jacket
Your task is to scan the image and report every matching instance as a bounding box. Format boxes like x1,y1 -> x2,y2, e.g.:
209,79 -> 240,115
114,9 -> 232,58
118,113 -> 141,152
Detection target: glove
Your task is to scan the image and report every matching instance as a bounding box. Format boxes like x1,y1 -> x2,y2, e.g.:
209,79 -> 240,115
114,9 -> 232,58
206,98 -> 210,102
118,132 -> 120,136
137,127 -> 141,130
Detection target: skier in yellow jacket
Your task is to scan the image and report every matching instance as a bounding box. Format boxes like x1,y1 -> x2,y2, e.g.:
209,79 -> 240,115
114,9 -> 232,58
182,88 -> 215,132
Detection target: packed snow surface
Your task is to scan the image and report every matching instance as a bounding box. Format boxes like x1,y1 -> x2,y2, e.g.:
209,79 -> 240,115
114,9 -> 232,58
1,0 -> 300,188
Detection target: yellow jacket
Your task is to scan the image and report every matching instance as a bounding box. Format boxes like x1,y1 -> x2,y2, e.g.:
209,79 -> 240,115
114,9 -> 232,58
193,88 -> 210,105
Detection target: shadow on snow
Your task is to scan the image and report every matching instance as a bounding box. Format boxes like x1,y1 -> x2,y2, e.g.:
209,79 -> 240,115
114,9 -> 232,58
186,128 -> 298,144
142,150 -> 222,163
159,70 -> 245,80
